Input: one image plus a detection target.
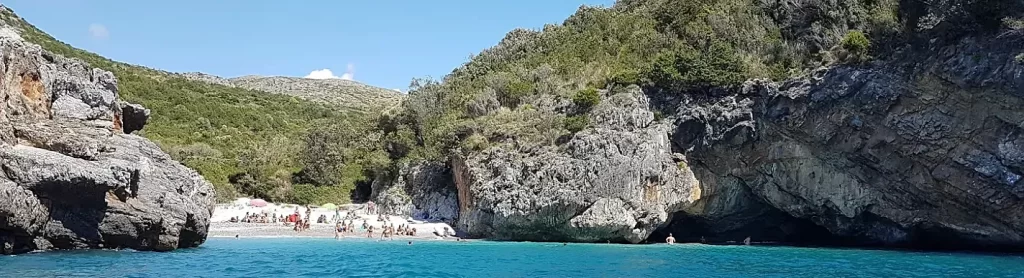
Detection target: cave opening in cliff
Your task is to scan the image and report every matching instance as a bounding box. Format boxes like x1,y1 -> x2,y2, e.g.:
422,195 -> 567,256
350,179 -> 373,203
646,210 -> 859,247
29,180 -> 110,248
904,221 -> 1024,252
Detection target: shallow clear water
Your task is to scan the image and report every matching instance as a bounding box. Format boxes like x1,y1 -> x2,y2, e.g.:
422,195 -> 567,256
3,238 -> 1024,277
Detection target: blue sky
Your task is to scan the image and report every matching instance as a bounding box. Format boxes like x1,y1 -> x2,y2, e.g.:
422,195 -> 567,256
3,0 -> 614,91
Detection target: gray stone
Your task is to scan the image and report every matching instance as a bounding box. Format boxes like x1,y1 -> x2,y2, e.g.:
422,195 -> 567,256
0,29 -> 214,254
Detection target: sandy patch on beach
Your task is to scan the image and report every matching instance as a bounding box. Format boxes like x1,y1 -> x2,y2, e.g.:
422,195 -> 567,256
208,222 -> 456,241
210,200 -> 458,240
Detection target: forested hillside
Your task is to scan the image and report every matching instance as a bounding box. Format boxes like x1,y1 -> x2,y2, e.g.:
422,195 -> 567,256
376,0 -> 904,163
375,0 -> 1021,166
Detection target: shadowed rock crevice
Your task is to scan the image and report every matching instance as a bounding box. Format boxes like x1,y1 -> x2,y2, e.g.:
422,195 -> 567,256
118,102 -> 149,134
32,179 -> 108,249
647,209 -> 843,246
350,179 -> 372,204
372,161 -> 459,225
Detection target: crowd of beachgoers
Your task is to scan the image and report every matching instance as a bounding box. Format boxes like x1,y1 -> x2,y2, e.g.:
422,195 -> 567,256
210,198 -> 459,240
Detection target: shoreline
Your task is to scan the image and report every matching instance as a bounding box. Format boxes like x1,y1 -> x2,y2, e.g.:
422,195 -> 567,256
202,225 -> 1024,256
208,222 -> 461,241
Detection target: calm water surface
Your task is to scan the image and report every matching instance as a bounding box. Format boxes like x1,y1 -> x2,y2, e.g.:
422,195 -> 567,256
3,238 -> 1024,277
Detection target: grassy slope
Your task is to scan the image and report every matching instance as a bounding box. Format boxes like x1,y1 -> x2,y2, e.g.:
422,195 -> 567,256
0,8 -> 360,202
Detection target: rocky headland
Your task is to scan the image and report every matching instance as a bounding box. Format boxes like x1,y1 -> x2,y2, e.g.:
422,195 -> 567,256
371,2 -> 1024,252
0,24 -> 215,254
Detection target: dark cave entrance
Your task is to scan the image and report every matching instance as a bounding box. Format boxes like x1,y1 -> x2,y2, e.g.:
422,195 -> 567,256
646,209 -> 859,247
349,179 -> 373,203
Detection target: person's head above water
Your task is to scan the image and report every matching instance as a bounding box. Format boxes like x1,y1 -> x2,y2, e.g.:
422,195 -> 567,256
668,233 -> 673,237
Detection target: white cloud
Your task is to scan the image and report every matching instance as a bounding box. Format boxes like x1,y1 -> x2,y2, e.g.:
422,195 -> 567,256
88,23 -> 109,40
304,63 -> 356,80
304,69 -> 338,79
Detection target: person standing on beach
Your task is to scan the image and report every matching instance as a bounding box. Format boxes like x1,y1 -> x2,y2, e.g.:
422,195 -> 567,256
335,222 -> 341,239
367,225 -> 375,238
304,207 -> 312,225
334,208 -> 341,224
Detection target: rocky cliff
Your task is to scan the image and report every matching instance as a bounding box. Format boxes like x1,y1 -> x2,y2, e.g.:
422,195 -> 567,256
662,31 -> 1024,251
376,11 -> 1024,251
0,28 -> 214,254
374,87 -> 702,243
452,87 -> 705,243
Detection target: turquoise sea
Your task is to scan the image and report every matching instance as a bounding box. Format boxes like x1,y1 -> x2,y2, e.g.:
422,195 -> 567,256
3,238 -> 1024,277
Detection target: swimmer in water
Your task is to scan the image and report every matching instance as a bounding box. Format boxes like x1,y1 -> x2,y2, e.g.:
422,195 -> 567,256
666,233 -> 676,244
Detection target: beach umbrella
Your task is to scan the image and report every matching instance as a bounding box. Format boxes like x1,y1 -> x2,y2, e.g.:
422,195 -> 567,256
321,203 -> 338,210
249,199 -> 268,207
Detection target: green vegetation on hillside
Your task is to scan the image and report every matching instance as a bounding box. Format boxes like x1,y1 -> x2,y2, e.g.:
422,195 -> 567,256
840,31 -> 872,63
372,0 -> 908,166
0,9 -> 383,204
372,0 -> 1022,172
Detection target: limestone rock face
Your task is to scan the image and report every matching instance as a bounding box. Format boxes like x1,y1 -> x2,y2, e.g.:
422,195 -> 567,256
0,32 -> 214,254
668,33 -> 1024,250
372,161 -> 459,225
453,87 -> 701,243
